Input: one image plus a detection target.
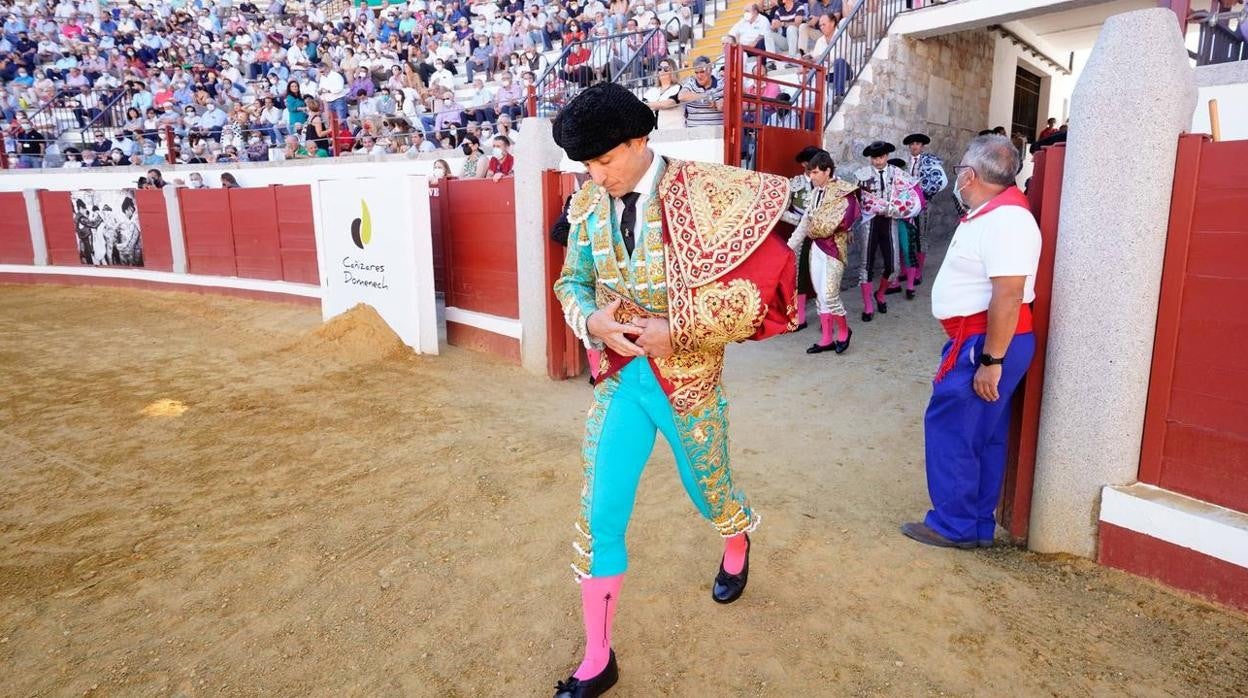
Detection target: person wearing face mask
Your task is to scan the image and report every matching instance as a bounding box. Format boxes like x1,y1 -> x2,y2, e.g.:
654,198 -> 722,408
726,3 -> 770,50
493,70 -> 524,121
15,118 -> 45,168
139,143 -> 164,166
854,141 -> 923,322
428,158 -> 452,183
900,135 -> 1040,551
459,134 -> 486,178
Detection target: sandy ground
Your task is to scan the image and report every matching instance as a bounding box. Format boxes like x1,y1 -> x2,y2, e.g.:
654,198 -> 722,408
1,284 -> 1246,698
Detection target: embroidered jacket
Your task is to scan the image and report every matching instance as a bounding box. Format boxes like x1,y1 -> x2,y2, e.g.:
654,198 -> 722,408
856,164 -> 924,221
909,151 -> 948,198
785,179 -> 860,262
553,157 -> 797,414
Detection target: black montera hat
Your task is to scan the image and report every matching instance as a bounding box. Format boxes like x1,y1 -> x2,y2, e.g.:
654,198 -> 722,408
862,140 -> 895,157
887,158 -> 907,170
552,82 -> 656,162
902,133 -> 931,146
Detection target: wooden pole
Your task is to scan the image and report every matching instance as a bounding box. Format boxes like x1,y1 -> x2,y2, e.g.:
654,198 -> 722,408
1208,98 -> 1221,141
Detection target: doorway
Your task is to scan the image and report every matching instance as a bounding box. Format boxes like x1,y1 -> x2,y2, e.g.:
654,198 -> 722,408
1012,65 -> 1043,141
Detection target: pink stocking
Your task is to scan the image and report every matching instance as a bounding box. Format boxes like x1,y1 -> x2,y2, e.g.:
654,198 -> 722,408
818,313 -> 834,346
917,252 -> 927,280
795,293 -> 808,326
575,575 -> 623,679
875,279 -> 888,304
905,266 -> 917,291
834,314 -> 849,342
859,282 -> 875,315
586,348 -> 603,380
723,533 -> 749,575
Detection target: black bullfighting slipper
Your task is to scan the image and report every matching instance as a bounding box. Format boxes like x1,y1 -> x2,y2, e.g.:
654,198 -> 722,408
900,522 -> 977,550
793,322 -> 808,332
712,533 -> 750,604
861,311 -> 873,322
806,342 -> 836,354
885,285 -> 902,295
877,301 -> 888,314
554,650 -> 619,698
834,327 -> 853,354
905,289 -> 916,300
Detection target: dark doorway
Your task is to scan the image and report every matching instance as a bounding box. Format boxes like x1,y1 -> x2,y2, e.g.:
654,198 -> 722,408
1012,65 -> 1042,141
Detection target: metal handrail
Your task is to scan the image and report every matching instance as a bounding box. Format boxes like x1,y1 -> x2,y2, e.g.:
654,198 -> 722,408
528,26 -> 669,118
799,0 -> 904,130
1188,2 -> 1246,65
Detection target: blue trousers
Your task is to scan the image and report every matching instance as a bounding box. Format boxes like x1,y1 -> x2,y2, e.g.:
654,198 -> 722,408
923,332 -> 1035,543
572,359 -> 757,579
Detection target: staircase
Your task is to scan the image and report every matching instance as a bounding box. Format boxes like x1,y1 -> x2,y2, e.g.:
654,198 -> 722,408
688,0 -> 749,65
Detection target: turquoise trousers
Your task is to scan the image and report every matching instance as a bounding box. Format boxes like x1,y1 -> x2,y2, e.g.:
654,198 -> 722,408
572,358 -> 758,580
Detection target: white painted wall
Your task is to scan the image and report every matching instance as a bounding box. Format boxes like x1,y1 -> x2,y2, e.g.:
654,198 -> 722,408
987,34 -> 1075,135
1192,83 -> 1248,141
0,154 -> 453,193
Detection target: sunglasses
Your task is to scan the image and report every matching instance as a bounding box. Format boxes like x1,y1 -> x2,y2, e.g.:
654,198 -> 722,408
658,66 -> 672,72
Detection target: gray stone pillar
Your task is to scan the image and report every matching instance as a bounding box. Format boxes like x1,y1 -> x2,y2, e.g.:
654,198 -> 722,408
512,117 -> 566,376
1029,8 -> 1198,556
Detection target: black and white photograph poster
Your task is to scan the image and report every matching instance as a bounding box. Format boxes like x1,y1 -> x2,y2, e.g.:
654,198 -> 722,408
71,189 -> 144,267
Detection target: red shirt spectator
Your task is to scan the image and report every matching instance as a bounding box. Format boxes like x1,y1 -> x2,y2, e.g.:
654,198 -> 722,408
487,135 -> 514,181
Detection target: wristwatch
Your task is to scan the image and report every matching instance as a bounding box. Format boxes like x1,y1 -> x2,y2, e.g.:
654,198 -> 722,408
979,353 -> 1004,367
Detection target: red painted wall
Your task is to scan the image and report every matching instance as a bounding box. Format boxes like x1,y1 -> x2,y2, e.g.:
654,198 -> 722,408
228,187 -> 283,280
1099,521 -> 1248,612
1141,136 -> 1248,514
38,190 -> 78,266
274,185 -> 319,284
0,192 -> 33,263
442,178 -> 518,318
179,188 -> 237,276
134,189 -> 173,271
179,186 -> 319,283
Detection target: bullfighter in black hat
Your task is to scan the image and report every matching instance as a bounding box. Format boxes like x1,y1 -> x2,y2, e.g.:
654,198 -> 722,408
550,82 -> 798,697
903,133 -> 948,288
855,140 -> 924,320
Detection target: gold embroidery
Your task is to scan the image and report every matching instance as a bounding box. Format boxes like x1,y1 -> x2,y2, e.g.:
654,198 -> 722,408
660,160 -> 790,288
691,279 -> 765,347
567,184 -> 606,226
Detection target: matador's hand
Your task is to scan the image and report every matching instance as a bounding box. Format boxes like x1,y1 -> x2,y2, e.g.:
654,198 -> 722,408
587,299 -> 646,357
635,317 -> 674,359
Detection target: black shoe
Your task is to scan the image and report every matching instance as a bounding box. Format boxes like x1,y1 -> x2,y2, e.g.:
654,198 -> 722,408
588,374 -> 597,386
555,650 -> 619,698
885,285 -> 902,295
915,276 -> 923,286
834,327 -> 852,354
806,342 -> 835,354
877,301 -> 888,314
793,321 -> 808,332
861,312 -> 873,322
905,289 -> 915,300
712,534 -> 750,604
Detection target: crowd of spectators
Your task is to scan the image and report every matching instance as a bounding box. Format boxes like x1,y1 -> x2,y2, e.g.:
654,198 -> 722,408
1,0 -> 707,174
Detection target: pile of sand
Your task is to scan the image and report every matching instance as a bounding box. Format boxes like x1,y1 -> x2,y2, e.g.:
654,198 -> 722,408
294,303 -> 410,362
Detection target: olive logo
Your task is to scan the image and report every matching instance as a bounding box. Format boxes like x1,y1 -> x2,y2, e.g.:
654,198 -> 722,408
350,199 -> 372,249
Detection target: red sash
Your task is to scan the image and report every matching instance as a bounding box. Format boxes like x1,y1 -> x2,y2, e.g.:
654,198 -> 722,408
934,305 -> 1033,383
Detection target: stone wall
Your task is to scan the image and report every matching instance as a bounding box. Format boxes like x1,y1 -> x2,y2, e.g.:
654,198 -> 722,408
825,29 -> 996,254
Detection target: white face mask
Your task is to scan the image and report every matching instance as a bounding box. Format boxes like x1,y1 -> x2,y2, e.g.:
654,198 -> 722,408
953,170 -> 970,214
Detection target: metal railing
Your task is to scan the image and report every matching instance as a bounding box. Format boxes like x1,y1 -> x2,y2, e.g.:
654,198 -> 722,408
802,0 -> 906,130
528,22 -> 682,119
1188,2 -> 1246,65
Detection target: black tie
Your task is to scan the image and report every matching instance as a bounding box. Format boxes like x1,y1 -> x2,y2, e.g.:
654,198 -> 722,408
878,171 -> 886,195
619,192 -> 641,256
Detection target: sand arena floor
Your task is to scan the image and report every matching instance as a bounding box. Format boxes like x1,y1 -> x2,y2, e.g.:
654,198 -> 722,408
1,285 -> 1246,697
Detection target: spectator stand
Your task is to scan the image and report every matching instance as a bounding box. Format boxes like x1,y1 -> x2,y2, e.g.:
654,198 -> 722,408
2,0 -> 729,170
797,0 -> 906,131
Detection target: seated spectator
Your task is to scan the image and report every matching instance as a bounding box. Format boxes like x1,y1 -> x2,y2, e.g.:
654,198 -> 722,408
460,134 -> 487,178
494,70 -> 525,120
645,58 -> 683,130
466,78 -> 498,124
486,134 -> 514,181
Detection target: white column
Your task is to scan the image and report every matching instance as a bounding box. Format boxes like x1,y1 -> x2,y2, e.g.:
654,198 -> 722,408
22,190 -> 47,265
512,117 -> 566,376
163,184 -> 188,274
1028,8 -> 1198,557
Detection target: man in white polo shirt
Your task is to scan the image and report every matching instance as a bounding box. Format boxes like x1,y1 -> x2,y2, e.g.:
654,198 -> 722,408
901,135 -> 1041,549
